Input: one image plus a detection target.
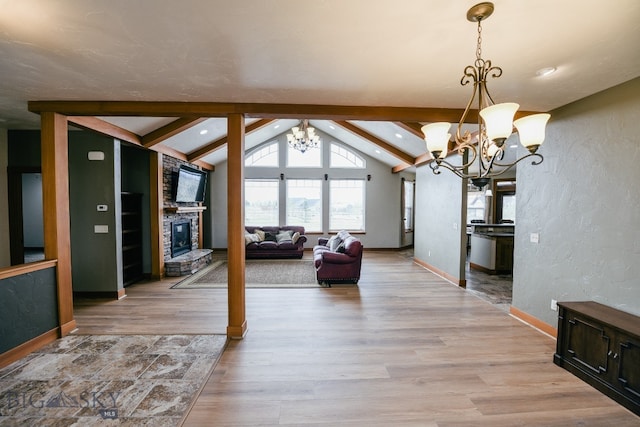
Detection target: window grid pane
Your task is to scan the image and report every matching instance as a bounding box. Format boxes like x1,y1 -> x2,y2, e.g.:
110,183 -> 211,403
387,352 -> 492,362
245,179 -> 279,225
330,143 -> 365,168
330,179 -> 365,231
245,142 -> 279,167
286,179 -> 322,231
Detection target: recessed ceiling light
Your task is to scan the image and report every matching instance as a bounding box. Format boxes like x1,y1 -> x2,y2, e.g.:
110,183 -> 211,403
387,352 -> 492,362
329,125 -> 335,130
199,129 -> 208,135
395,133 -> 403,139
536,67 -> 557,77
274,124 -> 280,129
375,150 -> 381,154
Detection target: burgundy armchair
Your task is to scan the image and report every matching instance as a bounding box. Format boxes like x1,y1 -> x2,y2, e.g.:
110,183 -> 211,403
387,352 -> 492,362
313,231 -> 363,285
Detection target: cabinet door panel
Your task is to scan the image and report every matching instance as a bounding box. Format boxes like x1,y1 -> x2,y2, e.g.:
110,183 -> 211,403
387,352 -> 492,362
567,318 -> 611,374
618,339 -> 640,398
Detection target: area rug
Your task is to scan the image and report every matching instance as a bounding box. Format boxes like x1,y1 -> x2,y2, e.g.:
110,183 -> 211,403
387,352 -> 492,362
0,334 -> 226,425
171,259 -> 319,289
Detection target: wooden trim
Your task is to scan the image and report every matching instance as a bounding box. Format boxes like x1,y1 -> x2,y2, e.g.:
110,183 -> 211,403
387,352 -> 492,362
0,259 -> 57,281
469,262 -> 496,275
59,319 -> 77,336
0,328 -> 59,369
227,321 -> 248,339
510,305 -> 557,338
142,117 -> 208,148
149,152 -> 164,279
413,257 -> 465,287
394,121 -> 425,138
68,116 -> 143,146
227,113 -> 247,339
164,206 -> 207,213
41,112 -> 75,337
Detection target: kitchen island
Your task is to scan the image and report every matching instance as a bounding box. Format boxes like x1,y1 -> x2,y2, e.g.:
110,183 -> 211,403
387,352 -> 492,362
468,224 -> 514,274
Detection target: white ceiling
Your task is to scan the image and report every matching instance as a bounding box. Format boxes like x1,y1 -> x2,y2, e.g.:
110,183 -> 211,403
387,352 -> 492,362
1,0 -> 639,168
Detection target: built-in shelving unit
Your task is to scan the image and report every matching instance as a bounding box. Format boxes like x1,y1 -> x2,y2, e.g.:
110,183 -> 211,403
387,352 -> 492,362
121,192 -> 143,286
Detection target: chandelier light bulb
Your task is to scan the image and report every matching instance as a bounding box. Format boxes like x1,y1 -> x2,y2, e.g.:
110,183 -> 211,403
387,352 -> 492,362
421,122 -> 451,160
514,113 -> 551,153
479,102 -> 519,146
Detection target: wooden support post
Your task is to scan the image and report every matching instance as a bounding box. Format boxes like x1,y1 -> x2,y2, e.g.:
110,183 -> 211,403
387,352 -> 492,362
150,151 -> 165,279
41,112 -> 76,336
226,113 -> 247,339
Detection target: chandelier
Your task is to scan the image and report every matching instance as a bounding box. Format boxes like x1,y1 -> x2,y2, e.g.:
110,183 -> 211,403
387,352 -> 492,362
421,2 -> 550,189
287,119 -> 321,153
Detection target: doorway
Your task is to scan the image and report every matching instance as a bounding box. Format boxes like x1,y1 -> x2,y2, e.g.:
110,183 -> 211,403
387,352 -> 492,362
7,167 -> 44,265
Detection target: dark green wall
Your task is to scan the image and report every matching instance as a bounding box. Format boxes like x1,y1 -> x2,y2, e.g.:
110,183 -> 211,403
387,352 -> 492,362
0,267 -> 57,354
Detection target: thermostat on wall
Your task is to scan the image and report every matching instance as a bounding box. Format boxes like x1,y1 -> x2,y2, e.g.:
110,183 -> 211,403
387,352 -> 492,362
88,151 -> 105,161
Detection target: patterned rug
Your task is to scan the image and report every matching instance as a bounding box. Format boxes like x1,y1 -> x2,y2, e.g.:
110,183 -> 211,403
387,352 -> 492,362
0,334 -> 226,425
171,259 -> 319,289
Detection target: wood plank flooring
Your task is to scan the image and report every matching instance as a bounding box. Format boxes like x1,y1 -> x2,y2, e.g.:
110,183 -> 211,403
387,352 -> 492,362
73,251 -> 639,426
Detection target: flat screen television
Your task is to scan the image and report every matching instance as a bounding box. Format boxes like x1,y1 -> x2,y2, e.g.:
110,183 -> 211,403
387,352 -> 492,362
174,165 -> 207,202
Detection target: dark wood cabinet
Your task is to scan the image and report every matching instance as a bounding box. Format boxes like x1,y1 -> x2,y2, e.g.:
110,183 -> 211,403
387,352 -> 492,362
121,192 -> 143,286
554,301 -> 640,415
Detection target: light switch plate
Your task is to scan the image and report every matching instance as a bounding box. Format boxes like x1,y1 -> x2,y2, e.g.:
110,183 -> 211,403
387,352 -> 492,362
530,233 -> 539,243
97,205 -> 108,212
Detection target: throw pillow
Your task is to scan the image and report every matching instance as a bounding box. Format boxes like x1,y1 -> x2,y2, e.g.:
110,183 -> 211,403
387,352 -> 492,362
244,232 -> 260,245
336,241 -> 346,253
276,230 -> 293,243
264,231 -> 277,242
328,235 -> 343,252
254,229 -> 265,241
291,231 -> 300,244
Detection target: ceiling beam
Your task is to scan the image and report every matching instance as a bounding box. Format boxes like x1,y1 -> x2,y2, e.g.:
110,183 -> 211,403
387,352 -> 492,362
334,120 -> 415,166
29,101 -> 497,123
394,121 -> 425,139
68,116 -> 143,146
187,118 -> 275,162
142,117 -> 209,148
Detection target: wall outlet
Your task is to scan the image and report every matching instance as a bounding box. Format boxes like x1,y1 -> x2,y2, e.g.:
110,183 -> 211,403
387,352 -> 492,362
94,225 -> 109,234
530,233 -> 540,244
453,223 -> 458,230
551,299 -> 558,311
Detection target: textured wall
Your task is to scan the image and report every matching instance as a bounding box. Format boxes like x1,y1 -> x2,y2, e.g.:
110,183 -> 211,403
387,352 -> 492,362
513,77 -> 640,325
414,158 -> 466,283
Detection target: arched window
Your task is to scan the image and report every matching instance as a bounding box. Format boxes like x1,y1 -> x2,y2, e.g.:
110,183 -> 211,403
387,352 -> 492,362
330,143 -> 365,168
245,141 -> 279,167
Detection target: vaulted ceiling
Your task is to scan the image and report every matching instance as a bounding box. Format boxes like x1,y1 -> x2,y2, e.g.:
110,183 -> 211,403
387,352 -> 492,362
2,1 -> 640,172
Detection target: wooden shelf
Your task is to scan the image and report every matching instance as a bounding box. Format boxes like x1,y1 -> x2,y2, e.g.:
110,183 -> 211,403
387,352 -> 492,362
164,206 -> 207,213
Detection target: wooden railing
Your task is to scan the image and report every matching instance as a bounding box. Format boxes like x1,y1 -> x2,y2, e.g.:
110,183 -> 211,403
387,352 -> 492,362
0,259 -> 58,281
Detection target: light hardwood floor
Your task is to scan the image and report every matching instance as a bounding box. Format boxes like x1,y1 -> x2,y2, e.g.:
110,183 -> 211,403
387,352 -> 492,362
73,251 -> 639,426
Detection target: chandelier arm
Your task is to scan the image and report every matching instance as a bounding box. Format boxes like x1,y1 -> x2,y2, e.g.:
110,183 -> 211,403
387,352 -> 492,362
429,159 -> 469,179
491,153 -> 544,170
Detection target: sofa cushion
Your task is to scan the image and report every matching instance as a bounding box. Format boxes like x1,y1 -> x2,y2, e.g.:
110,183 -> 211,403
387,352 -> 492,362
264,231 -> 277,242
292,231 -> 300,244
254,229 -> 266,241
257,241 -> 278,249
276,230 -> 293,243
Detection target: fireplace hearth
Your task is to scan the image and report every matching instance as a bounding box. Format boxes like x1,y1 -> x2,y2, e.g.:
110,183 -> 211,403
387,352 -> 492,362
171,220 -> 192,258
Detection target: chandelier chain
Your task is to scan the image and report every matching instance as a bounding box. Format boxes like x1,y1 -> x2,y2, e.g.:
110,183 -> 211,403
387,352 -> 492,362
476,20 -> 483,61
